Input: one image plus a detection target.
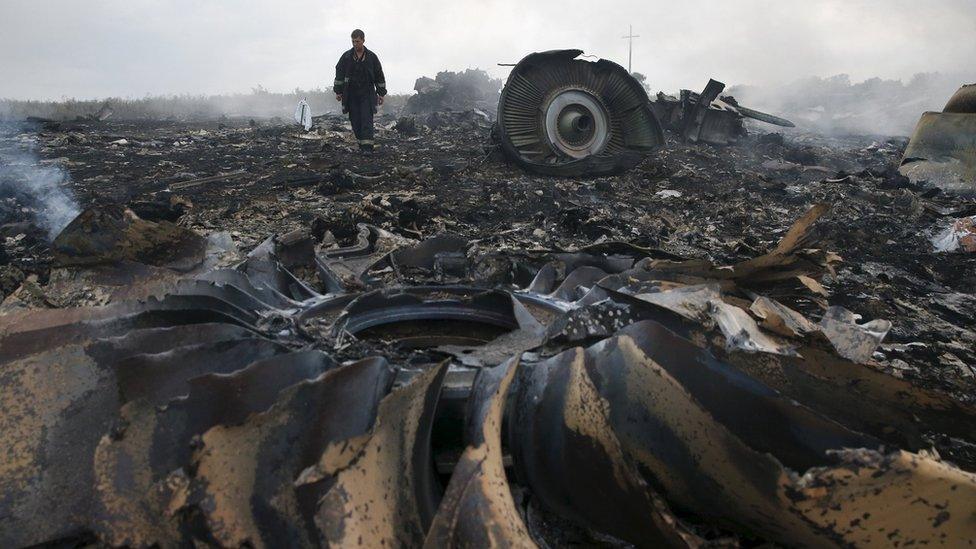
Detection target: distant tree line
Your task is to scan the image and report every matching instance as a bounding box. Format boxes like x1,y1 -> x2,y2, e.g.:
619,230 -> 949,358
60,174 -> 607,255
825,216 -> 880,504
0,87 -> 410,121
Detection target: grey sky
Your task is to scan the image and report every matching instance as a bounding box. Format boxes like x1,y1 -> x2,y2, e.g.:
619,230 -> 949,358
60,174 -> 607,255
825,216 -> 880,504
1,0 -> 974,100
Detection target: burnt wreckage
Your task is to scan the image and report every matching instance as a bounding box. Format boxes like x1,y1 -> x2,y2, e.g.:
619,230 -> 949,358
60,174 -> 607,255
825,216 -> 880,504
901,83 -> 976,195
494,50 -> 794,176
495,50 -> 665,176
3,50 -> 976,547
651,78 -> 796,146
2,201 -> 976,548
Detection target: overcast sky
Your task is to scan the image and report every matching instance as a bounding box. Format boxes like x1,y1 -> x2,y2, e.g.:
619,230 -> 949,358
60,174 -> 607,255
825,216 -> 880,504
1,0 -> 974,100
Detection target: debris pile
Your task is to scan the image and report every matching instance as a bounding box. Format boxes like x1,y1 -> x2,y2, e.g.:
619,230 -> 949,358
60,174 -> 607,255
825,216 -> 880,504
2,202 -> 975,547
651,78 -> 795,145
53,205 -> 206,269
403,68 -> 502,115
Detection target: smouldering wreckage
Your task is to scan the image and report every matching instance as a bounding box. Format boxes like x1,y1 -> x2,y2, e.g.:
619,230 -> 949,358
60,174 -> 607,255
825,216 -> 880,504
901,82 -> 976,252
494,50 -> 795,176
3,200 -> 976,548
3,51 -> 976,547
901,83 -> 976,196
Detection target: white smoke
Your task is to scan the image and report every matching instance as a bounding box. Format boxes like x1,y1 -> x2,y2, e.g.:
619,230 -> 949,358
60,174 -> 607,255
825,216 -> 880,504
728,72 -> 976,136
0,126 -> 80,238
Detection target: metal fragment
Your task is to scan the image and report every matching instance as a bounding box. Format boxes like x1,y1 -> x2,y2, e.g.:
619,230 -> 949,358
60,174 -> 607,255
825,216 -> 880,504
900,83 -> 976,194
192,357 -> 393,547
424,358 -> 536,548
314,361 -> 449,547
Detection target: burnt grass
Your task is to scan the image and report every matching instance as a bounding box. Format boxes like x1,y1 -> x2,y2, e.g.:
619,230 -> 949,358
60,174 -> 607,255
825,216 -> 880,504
2,113 -> 975,405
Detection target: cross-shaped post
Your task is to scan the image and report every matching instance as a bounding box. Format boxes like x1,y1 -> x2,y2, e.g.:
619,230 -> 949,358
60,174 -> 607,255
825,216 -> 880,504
621,25 -> 639,73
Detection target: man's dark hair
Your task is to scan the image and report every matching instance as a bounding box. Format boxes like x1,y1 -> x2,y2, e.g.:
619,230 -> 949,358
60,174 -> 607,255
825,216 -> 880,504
351,29 -> 364,39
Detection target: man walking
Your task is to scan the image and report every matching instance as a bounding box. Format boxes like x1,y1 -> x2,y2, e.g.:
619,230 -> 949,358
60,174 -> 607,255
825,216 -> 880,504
334,29 -> 387,152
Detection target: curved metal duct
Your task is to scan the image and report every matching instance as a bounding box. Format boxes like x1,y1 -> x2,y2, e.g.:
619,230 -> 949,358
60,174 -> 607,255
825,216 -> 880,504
496,49 -> 665,176
900,83 -> 976,194
943,83 -> 976,114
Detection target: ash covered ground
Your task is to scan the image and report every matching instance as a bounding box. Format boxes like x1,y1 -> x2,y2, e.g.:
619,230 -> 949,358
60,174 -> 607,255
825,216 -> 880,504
2,111 -> 973,401
3,97 -> 976,547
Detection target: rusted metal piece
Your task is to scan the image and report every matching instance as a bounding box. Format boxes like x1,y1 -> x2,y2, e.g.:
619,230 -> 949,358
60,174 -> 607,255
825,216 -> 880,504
312,360 -> 449,547
0,307 -> 270,546
93,352 -> 340,546
424,358 -> 536,548
509,335 -> 702,546
611,322 -> 879,469
790,448 -> 976,546
0,260 -> 298,546
0,312 -> 330,548
189,356 -> 393,547
0,344 -> 117,547
600,275 -> 976,459
92,400 -> 189,547
53,205 -> 206,271
90,351 -> 354,546
510,320 -> 976,546
496,50 -> 665,176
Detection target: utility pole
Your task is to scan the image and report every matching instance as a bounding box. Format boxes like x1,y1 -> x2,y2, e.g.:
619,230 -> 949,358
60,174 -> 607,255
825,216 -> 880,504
622,25 -> 639,73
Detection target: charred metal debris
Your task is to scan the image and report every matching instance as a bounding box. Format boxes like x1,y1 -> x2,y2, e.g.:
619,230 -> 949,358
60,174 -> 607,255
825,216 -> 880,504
2,51 -> 976,548
3,200 -> 976,548
493,51 -> 794,176
403,69 -> 503,116
901,83 -> 976,195
651,78 -> 796,146
495,50 -> 665,176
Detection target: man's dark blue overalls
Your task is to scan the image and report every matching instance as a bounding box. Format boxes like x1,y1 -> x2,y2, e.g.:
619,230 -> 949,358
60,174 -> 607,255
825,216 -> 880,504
334,47 -> 387,151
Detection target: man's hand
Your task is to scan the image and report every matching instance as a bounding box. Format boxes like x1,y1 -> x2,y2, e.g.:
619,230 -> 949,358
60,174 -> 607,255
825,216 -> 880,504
377,96 -> 384,106
335,94 -> 342,102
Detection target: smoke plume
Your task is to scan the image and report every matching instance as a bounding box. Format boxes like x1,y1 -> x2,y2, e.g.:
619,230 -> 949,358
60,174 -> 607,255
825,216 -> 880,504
0,124 -> 80,239
728,72 -> 976,136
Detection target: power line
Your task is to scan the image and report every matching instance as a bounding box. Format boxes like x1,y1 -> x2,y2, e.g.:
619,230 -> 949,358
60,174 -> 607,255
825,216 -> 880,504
621,25 -> 640,73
